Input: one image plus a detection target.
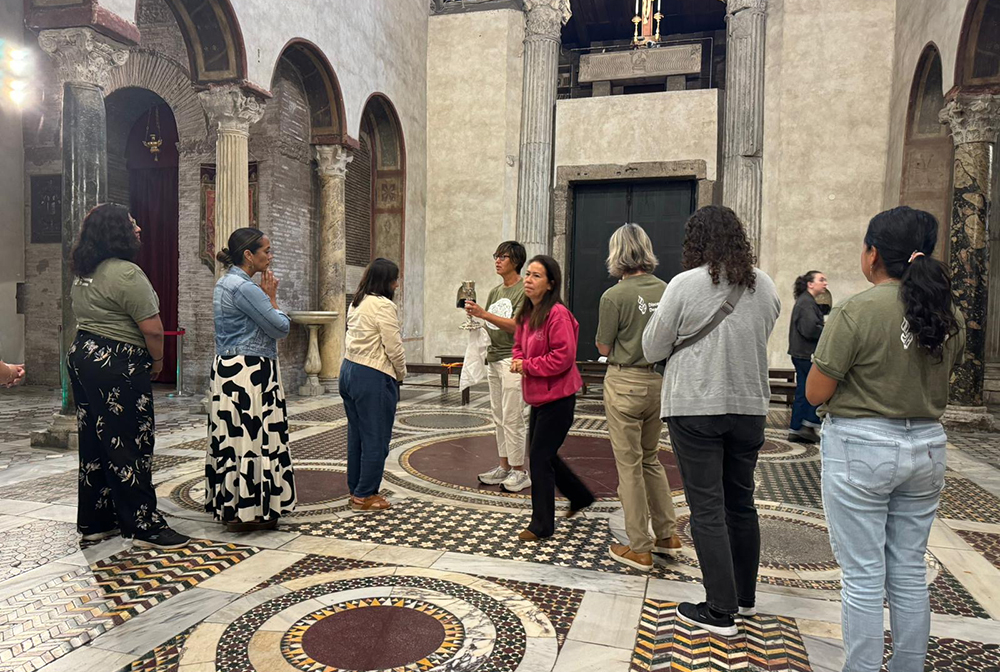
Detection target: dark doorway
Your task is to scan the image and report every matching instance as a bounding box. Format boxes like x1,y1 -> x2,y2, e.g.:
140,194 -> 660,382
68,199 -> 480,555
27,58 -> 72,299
107,89 -> 180,383
570,180 -> 696,361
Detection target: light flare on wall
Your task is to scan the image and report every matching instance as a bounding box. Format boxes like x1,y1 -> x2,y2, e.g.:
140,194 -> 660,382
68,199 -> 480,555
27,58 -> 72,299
0,41 -> 32,107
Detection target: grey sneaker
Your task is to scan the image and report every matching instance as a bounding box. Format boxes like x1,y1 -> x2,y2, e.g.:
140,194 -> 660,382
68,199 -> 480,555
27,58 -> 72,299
738,605 -> 757,617
478,465 -> 510,485
801,419 -> 821,430
501,469 -> 531,492
787,427 -> 819,444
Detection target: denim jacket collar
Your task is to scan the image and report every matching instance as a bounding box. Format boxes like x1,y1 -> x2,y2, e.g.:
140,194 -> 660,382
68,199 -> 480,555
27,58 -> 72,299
229,266 -> 252,282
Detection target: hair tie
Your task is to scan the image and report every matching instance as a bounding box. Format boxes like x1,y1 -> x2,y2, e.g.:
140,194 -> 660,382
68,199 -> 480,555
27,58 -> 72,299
908,251 -> 925,264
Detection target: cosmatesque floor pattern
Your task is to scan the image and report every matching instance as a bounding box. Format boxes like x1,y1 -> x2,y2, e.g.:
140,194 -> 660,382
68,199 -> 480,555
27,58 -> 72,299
1,382 -> 1000,671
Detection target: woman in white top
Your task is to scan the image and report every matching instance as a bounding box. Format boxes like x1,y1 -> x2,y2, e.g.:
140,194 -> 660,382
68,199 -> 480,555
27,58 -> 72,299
340,258 -> 407,511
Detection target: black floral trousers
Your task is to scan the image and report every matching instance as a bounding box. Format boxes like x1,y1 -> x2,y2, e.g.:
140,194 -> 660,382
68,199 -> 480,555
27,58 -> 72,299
67,331 -> 166,537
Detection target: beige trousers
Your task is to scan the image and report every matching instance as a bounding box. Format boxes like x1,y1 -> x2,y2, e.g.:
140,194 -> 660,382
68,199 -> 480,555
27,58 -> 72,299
487,358 -> 527,467
604,365 -> 677,553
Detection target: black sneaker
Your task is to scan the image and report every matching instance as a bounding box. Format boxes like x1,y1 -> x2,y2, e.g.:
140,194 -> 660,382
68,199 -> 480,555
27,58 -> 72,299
81,527 -> 120,542
134,528 -> 190,550
676,601 -> 738,637
787,426 -> 819,444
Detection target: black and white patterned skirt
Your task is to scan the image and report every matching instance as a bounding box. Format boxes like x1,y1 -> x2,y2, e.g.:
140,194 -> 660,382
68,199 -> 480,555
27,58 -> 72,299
206,355 -> 296,522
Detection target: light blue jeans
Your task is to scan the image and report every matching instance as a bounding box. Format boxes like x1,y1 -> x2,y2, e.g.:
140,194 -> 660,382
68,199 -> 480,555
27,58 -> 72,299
821,416 -> 947,672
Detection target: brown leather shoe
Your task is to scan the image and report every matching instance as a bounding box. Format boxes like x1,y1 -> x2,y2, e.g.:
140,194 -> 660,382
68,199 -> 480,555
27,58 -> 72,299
652,534 -> 682,556
518,529 -> 540,541
609,543 -> 653,572
351,495 -> 391,512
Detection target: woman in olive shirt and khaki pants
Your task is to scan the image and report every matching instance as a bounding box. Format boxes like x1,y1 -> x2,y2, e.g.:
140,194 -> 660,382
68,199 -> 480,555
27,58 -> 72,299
596,224 -> 681,572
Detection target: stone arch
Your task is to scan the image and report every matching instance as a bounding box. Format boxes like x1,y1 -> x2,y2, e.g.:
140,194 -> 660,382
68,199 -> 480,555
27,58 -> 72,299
956,0 -> 1000,87
361,93 -> 406,277
104,49 -> 207,141
161,0 -> 248,84
272,39 -> 348,143
899,43 -> 953,260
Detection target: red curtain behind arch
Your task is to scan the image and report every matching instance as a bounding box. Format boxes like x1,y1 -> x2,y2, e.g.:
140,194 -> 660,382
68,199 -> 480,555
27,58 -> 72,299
126,103 -> 179,383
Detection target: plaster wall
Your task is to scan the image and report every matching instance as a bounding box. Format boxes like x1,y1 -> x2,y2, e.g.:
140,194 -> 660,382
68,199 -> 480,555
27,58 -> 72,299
232,0 -> 429,361
424,8 -> 524,361
883,0 -> 968,209
554,90 -> 721,182
0,0 -> 25,364
759,0 -> 897,367
100,0 -> 139,25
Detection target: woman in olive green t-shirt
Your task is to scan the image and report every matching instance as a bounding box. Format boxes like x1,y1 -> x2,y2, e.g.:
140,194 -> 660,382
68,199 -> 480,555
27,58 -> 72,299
806,207 -> 964,672
66,204 -> 189,550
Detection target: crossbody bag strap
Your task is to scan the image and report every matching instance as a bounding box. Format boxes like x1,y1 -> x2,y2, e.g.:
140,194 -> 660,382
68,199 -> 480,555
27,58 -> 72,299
669,282 -> 747,358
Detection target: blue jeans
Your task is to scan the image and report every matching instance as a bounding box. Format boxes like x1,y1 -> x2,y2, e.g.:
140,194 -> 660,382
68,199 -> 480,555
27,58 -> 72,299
339,359 -> 399,498
821,416 -> 947,672
790,357 -> 820,430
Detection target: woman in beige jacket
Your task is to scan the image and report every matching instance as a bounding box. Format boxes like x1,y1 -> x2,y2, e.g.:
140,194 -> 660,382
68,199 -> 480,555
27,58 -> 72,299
340,258 -> 407,511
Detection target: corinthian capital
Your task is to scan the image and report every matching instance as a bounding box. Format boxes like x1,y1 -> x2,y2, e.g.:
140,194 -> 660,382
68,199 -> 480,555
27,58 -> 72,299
523,0 -> 572,38
199,84 -> 266,135
38,28 -> 129,89
314,145 -> 353,178
939,95 -> 1000,146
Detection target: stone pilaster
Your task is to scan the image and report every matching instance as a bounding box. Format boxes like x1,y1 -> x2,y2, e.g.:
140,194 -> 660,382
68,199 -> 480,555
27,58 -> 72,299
314,145 -> 353,389
939,94 -> 1000,429
199,85 -> 265,275
721,0 -> 767,252
37,28 -> 128,436
515,0 -> 571,261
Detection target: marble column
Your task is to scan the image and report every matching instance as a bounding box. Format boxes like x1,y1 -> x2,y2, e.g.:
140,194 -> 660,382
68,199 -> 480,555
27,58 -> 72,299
314,144 -> 353,390
939,94 -> 1000,429
199,85 -> 265,275
515,0 -> 571,261
36,28 -> 128,441
721,0 -> 767,252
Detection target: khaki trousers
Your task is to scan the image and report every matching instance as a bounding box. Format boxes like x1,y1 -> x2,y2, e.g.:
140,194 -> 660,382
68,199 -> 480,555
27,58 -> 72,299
487,358 -> 527,467
604,365 -> 677,553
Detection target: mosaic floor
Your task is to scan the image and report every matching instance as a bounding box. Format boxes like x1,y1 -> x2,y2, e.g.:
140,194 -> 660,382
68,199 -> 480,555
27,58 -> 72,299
2,379 -> 1000,671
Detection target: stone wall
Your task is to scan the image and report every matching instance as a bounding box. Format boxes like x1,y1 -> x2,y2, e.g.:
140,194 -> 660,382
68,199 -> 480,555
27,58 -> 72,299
425,8 -> 524,360
135,0 -> 189,72
759,0 -> 897,367
255,58 -> 316,391
554,90 -> 721,181
1,1 -> 25,365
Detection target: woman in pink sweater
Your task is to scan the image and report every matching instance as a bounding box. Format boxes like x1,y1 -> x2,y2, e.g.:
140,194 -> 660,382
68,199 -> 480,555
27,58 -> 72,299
511,255 -> 595,541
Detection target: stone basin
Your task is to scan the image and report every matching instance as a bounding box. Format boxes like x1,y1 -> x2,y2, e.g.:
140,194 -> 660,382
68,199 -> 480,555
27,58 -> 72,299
288,310 -> 339,325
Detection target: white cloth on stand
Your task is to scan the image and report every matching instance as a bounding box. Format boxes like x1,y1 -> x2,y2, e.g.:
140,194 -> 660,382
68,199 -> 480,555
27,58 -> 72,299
460,328 -> 490,392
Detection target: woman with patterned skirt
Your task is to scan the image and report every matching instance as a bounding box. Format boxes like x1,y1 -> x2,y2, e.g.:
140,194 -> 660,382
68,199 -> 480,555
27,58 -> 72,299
207,227 -> 296,531
68,203 -> 189,549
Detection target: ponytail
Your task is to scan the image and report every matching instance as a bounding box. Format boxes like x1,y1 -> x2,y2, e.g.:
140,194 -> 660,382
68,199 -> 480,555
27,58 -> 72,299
865,207 -> 958,361
793,270 -> 821,299
900,254 -> 959,361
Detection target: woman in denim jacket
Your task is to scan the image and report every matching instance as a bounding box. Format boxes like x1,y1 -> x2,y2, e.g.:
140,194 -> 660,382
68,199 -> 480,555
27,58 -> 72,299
807,207 -> 965,672
206,227 -> 296,531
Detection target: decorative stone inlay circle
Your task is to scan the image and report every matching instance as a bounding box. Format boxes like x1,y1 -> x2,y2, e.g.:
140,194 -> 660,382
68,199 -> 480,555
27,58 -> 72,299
281,598 -> 463,671
676,512 -> 838,571
396,412 -> 491,430
758,434 -> 821,461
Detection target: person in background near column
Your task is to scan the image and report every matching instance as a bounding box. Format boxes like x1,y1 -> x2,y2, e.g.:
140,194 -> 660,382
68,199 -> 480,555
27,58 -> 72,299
512,255 -> 594,541
67,203 -> 189,549
0,360 -> 25,387
465,241 -> 530,492
597,223 -> 681,572
643,205 -> 780,636
787,270 -> 827,444
207,227 -> 296,532
807,207 -> 964,672
340,258 -> 407,512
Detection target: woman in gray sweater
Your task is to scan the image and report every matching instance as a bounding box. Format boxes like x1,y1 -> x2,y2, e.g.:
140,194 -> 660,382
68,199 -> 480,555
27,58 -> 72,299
642,205 -> 780,637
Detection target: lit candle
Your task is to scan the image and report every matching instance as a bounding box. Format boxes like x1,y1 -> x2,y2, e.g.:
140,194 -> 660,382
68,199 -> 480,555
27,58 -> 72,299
635,0 -> 639,14
657,0 -> 661,10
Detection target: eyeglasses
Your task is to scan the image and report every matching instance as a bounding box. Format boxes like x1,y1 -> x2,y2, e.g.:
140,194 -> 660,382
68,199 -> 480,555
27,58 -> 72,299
493,254 -> 509,261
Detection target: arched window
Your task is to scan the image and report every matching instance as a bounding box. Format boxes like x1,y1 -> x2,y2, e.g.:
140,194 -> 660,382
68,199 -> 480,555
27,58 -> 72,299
958,0 -> 1000,86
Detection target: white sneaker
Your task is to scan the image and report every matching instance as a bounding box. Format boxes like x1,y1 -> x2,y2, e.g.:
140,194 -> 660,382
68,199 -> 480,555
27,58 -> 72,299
738,606 -> 757,617
478,465 -> 510,485
501,469 -> 531,492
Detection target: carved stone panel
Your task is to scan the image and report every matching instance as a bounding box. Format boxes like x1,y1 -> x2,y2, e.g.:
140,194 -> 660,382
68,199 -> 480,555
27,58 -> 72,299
30,175 -> 62,244
579,45 -> 702,83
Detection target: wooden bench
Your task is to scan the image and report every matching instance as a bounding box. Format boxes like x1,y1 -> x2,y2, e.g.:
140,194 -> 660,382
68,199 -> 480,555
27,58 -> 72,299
405,359 -> 471,405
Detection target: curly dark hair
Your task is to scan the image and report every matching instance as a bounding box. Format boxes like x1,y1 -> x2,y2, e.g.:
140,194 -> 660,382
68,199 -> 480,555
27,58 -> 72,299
681,205 -> 757,291
71,203 -> 141,277
865,206 -> 959,361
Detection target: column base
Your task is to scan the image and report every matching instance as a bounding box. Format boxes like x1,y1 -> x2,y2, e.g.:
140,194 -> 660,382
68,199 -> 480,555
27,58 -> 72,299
942,404 -> 995,431
299,375 -> 326,397
30,413 -> 79,450
319,376 -> 339,394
